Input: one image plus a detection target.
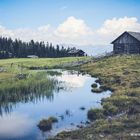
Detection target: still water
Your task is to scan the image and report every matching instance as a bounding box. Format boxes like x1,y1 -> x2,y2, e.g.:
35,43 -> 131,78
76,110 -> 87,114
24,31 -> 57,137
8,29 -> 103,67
0,69 -> 111,140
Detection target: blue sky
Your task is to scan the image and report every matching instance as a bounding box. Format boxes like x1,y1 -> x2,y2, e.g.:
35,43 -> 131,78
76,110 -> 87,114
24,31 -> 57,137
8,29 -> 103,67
0,0 -> 140,29
0,0 -> 140,45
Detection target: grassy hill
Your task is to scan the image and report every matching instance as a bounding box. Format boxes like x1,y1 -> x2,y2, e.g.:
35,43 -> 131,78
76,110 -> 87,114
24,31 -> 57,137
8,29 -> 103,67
51,55 -> 140,140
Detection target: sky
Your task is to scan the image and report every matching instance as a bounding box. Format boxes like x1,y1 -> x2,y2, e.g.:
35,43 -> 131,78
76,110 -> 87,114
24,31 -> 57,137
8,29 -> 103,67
0,0 -> 140,45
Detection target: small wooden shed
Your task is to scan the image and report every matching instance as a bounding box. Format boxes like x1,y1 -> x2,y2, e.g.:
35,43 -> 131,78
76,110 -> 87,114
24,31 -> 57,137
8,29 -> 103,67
111,31 -> 140,54
68,49 -> 85,57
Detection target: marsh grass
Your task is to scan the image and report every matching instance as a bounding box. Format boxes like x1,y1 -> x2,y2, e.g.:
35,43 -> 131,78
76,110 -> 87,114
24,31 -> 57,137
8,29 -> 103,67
46,71 -> 62,76
0,71 -> 58,115
0,72 -> 54,94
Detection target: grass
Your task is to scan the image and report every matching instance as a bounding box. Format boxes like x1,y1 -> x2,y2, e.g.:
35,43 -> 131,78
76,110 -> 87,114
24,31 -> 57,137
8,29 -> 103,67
51,55 -> 140,140
0,71 -> 57,114
0,57 -> 89,92
0,72 -> 55,94
38,116 -> 58,132
0,57 -> 90,79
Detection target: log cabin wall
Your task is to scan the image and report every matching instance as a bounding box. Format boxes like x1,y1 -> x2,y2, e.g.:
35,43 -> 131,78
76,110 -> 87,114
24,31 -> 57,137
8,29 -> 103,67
112,32 -> 140,54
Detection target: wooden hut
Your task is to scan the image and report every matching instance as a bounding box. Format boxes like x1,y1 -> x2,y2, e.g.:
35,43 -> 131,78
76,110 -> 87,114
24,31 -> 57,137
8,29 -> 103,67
111,31 -> 140,54
68,49 -> 85,57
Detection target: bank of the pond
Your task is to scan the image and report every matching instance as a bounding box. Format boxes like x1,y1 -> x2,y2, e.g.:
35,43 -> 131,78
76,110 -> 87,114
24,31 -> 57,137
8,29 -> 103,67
51,55 -> 140,140
0,57 -> 90,79
0,71 -> 56,94
0,69 -> 111,140
0,57 -> 90,95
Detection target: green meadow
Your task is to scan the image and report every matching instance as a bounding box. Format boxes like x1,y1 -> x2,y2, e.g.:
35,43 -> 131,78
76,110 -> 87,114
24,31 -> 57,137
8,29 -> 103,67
0,57 -> 89,94
0,57 -> 89,79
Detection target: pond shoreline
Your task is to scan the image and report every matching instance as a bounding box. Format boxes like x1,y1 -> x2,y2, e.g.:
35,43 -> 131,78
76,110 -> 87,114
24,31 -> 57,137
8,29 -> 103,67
0,68 -> 112,140
49,55 -> 140,140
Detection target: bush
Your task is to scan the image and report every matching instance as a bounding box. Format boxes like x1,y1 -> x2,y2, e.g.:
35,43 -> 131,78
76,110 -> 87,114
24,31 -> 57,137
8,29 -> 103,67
48,116 -> 58,123
91,85 -> 112,93
91,83 -> 98,88
91,88 -> 103,93
37,119 -> 52,131
130,81 -> 140,88
37,116 -> 58,131
87,108 -> 104,121
103,102 -> 118,116
100,85 -> 112,91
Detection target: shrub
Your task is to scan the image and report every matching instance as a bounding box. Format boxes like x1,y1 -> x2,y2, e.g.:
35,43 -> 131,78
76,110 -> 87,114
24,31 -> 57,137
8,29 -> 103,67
91,83 -> 98,88
130,81 -> 140,88
48,116 -> 58,123
37,116 -> 58,131
103,102 -> 118,116
91,88 -> 103,93
37,119 -> 52,131
100,85 -> 112,91
87,108 -> 104,121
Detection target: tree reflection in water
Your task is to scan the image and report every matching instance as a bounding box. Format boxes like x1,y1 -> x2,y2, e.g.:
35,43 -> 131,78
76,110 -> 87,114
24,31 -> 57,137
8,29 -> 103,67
0,72 -> 58,115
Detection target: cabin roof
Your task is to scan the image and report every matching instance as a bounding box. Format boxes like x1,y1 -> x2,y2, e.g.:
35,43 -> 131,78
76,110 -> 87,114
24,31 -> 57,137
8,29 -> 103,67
127,31 -> 140,42
111,31 -> 140,44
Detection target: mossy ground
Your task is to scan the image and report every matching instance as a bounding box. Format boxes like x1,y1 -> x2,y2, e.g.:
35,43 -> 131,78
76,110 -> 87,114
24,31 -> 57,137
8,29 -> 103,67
51,55 -> 140,140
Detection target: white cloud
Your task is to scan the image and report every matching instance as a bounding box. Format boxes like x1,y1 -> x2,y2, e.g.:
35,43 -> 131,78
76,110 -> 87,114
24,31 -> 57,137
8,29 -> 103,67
0,25 -> 14,37
96,17 -> 140,44
37,24 -> 51,32
0,16 -> 140,45
97,17 -> 140,35
54,16 -> 94,45
55,16 -> 93,37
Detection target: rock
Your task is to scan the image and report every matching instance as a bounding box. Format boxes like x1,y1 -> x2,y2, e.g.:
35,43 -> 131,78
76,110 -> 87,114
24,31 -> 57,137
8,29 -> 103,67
76,125 -> 83,128
16,74 -> 27,80
99,134 -> 105,138
0,67 -> 6,72
70,123 -> 74,125
37,119 -> 52,131
80,106 -> 86,110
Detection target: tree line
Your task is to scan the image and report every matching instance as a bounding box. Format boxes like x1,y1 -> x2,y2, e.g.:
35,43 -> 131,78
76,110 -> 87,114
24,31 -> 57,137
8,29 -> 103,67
0,37 -> 80,59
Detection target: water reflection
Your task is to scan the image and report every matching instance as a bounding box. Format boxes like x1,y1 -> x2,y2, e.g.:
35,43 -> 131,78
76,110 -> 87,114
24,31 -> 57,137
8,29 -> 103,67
0,70 -> 86,115
0,113 -> 34,139
0,77 -> 57,115
57,73 -> 87,88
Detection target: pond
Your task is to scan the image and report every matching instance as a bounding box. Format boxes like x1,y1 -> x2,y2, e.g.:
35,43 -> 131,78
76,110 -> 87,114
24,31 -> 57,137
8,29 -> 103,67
0,69 -> 111,140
